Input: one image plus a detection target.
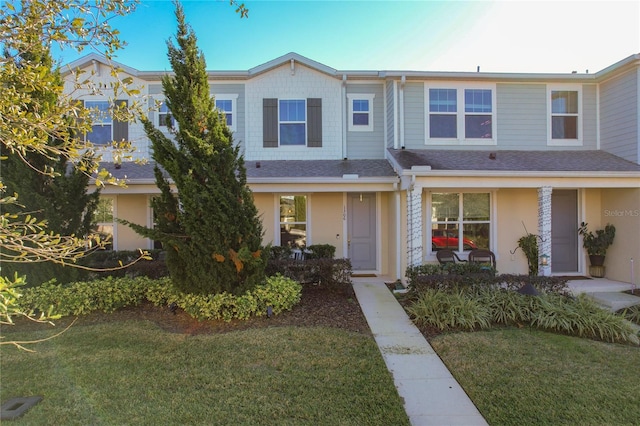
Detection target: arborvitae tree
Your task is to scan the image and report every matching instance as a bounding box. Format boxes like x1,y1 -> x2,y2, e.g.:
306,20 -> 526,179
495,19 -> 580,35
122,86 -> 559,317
1,39 -> 100,285
124,3 -> 264,295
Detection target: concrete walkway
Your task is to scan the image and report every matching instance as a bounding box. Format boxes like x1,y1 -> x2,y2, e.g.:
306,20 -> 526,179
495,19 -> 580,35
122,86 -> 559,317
352,278 -> 487,426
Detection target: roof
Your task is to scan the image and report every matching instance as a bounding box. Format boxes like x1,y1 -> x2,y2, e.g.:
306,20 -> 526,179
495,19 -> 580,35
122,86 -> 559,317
388,149 -> 640,173
244,159 -> 397,179
62,52 -> 640,83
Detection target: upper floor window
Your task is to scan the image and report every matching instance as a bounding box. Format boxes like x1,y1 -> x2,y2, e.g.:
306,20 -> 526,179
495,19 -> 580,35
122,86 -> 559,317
158,101 -> 174,128
425,85 -> 495,144
215,94 -> 238,132
279,99 -> 306,145
548,86 -> 581,145
347,94 -> 375,131
85,101 -> 112,144
263,98 -> 322,148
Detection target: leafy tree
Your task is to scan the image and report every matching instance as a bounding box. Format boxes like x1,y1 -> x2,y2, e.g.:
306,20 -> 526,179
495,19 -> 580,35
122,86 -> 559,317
123,2 -> 264,295
1,37 -> 101,285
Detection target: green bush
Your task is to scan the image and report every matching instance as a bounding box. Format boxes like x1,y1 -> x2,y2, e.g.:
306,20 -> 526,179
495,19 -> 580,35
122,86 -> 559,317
305,244 -> 336,259
406,289 -> 492,331
405,262 -> 495,287
622,304 -> 640,325
18,274 -> 302,322
266,257 -> 352,291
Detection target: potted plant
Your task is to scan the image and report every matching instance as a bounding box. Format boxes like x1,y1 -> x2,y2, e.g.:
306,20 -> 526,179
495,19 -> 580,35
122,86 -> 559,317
577,222 -> 616,266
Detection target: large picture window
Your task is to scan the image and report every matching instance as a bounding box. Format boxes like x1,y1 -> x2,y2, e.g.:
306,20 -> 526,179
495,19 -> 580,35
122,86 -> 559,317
430,192 -> 490,252
85,101 -> 112,144
279,99 -> 306,145
279,195 -> 307,248
426,85 -> 495,144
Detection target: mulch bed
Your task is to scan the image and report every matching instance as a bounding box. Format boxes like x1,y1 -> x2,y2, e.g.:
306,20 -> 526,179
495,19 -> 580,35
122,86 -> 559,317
6,284 -> 372,336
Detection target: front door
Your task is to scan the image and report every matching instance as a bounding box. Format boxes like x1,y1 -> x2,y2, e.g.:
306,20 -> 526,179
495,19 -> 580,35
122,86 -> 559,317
347,193 -> 377,271
551,190 -> 578,273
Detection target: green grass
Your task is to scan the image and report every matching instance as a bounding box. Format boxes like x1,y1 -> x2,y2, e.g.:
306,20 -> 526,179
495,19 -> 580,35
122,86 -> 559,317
1,322 -> 409,425
431,328 -> 640,425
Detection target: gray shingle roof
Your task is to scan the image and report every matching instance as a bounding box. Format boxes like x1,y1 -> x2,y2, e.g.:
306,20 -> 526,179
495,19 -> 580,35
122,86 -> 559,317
244,159 -> 397,178
388,149 -> 640,172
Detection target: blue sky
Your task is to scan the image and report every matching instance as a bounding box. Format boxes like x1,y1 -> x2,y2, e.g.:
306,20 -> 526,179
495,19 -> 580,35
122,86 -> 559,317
60,0 -> 639,74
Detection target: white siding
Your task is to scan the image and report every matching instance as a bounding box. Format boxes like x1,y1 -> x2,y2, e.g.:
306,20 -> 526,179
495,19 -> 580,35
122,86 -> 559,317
600,68 -> 639,163
244,63 -> 342,160
345,83 -> 385,159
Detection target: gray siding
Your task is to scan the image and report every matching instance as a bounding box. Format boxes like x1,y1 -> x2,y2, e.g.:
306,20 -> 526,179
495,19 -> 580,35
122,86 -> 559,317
211,83 -> 246,147
496,83 -> 547,148
386,80 -> 395,148
345,83 -> 385,159
600,68 -> 639,163
581,84 -> 598,149
148,84 -> 163,95
402,82 -> 425,149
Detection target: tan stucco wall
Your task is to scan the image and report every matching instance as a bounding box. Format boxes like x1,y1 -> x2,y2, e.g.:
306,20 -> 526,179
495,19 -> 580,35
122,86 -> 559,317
114,194 -> 150,250
599,188 -> 640,283
495,189 -> 537,275
252,193 -> 275,246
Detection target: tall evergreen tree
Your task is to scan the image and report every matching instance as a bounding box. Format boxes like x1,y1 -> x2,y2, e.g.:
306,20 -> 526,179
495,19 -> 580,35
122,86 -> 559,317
2,32 -> 100,285
124,3 -> 264,295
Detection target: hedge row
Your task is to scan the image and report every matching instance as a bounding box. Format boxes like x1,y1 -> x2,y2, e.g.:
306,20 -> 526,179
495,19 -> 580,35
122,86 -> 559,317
18,274 -> 301,322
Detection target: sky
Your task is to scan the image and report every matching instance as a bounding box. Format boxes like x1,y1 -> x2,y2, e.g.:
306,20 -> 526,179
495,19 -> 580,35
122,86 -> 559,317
58,0 -> 639,74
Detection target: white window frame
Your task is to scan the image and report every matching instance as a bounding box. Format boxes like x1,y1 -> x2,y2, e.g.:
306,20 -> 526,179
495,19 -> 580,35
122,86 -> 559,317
276,194 -> 309,247
347,93 -> 375,132
426,191 -> 495,257
547,84 -> 582,146
424,83 -> 497,146
278,99 -> 307,146
85,100 -> 113,144
95,196 -> 116,250
215,94 -> 238,133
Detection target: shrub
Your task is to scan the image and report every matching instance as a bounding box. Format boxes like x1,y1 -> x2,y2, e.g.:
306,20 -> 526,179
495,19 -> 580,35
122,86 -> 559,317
18,275 -> 302,322
406,289 -> 491,331
266,257 -> 352,291
499,274 -> 569,295
405,262 -> 495,288
305,244 -> 336,259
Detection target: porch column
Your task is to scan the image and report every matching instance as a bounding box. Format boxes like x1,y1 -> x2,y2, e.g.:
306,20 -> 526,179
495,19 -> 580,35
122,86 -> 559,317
407,185 -> 423,267
538,186 -> 552,276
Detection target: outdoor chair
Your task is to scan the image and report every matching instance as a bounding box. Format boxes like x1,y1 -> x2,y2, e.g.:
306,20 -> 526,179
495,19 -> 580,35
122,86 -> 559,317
468,249 -> 496,272
436,249 -> 465,265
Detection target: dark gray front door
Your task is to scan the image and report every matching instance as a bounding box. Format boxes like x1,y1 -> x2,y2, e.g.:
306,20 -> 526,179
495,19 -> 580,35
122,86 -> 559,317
551,190 -> 578,272
347,193 -> 376,270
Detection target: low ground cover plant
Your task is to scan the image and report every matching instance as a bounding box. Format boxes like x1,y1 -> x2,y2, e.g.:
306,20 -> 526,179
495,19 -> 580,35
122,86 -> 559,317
404,265 -> 638,345
17,274 -> 301,322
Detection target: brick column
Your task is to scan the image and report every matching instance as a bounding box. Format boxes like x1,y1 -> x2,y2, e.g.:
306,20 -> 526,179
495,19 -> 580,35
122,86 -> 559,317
407,185 -> 423,267
538,186 -> 552,276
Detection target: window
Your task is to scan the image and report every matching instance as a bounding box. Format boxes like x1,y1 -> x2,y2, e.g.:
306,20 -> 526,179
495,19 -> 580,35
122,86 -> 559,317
279,195 -> 307,248
548,86 -> 580,145
347,94 -> 375,131
85,101 -> 112,144
215,94 -> 238,132
430,193 -> 491,252
426,85 -> 495,144
156,101 -> 176,129
279,99 -> 306,145
263,98 -> 322,148
94,197 -> 114,250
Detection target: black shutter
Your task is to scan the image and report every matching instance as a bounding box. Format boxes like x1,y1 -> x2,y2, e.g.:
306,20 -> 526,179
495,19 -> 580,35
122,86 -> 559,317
263,98 -> 278,148
113,99 -> 128,142
307,98 -> 322,147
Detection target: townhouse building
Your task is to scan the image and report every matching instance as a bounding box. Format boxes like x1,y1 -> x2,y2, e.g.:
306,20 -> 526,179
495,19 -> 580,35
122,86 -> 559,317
64,52 -> 640,283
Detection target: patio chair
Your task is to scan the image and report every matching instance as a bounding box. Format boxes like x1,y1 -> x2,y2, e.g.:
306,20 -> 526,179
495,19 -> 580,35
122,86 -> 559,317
468,249 -> 496,272
436,249 -> 465,265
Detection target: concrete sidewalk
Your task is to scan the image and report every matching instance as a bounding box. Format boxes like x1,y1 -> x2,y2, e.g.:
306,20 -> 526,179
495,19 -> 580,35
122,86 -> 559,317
352,278 -> 487,426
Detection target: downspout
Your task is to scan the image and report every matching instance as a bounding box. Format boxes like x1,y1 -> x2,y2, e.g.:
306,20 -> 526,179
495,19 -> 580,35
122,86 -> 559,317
393,81 -> 399,149
395,184 -> 402,280
342,74 -> 347,159
399,75 -> 406,149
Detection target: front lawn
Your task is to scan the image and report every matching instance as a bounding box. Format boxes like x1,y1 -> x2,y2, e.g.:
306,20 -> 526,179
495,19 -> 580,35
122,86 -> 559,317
432,328 -> 640,425
1,321 -> 409,425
